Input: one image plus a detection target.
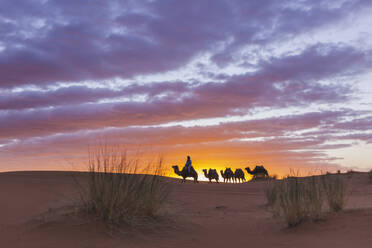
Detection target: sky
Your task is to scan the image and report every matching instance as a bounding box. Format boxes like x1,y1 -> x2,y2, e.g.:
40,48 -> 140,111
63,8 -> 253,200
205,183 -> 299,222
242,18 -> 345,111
1,0 -> 372,177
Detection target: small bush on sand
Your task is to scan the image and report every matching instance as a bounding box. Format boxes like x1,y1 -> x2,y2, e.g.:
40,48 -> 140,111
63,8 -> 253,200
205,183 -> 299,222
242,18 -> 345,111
265,173 -> 346,227
75,146 -> 171,227
321,173 -> 347,212
274,178 -> 307,227
304,176 -> 323,220
273,177 -> 323,227
264,180 -> 279,212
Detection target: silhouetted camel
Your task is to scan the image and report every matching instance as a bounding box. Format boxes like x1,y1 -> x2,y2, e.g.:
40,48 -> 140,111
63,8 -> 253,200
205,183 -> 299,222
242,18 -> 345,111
220,168 -> 234,183
245,165 -> 269,180
234,168 -> 246,183
203,169 -> 219,183
172,165 -> 198,183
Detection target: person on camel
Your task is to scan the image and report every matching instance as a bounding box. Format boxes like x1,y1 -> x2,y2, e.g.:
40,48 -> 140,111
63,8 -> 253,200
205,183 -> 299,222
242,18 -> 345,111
185,155 -> 192,173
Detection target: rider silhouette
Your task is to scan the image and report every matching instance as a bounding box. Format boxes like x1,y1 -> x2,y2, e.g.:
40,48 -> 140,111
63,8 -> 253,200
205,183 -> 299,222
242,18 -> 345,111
185,156 -> 192,173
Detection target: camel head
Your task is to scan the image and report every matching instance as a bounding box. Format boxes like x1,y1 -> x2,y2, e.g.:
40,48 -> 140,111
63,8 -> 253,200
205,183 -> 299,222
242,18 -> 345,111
202,169 -> 208,177
172,165 -> 181,175
245,167 -> 252,174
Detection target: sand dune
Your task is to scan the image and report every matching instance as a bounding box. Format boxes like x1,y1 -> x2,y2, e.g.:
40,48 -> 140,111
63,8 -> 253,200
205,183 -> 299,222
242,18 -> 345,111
1,171 -> 372,248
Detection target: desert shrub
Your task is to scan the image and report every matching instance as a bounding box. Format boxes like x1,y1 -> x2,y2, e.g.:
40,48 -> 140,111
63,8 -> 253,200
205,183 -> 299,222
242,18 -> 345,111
265,173 -> 348,227
321,173 -> 347,212
264,180 -> 279,210
304,176 -> 323,220
265,176 -> 324,227
75,146 -> 171,226
276,178 -> 307,227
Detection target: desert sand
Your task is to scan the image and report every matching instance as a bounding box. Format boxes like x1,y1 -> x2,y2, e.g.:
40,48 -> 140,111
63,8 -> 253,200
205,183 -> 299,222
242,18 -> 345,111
1,171 -> 372,248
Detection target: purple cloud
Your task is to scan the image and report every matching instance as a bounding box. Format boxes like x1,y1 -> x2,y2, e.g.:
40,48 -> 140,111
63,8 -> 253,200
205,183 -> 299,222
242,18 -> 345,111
1,0 -> 372,173
1,0 -> 371,88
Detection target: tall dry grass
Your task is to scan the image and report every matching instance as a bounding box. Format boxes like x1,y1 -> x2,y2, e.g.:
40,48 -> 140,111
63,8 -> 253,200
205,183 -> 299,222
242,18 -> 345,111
321,173 -> 347,212
75,146 -> 171,226
265,173 -> 347,227
304,176 -> 324,219
264,180 -> 279,210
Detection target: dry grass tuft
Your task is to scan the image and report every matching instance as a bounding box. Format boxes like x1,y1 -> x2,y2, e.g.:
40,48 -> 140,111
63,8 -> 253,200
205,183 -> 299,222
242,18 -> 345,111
265,173 -> 347,227
264,180 -> 279,210
304,176 -> 324,220
321,173 -> 347,212
74,146 -> 171,227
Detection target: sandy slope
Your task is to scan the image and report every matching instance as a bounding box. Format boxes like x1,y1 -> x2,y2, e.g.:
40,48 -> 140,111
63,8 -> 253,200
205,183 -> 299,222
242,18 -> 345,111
1,171 -> 372,248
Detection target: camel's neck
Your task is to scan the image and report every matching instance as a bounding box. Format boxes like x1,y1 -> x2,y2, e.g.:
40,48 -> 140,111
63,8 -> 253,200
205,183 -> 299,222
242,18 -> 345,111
203,171 -> 208,178
173,167 -> 181,176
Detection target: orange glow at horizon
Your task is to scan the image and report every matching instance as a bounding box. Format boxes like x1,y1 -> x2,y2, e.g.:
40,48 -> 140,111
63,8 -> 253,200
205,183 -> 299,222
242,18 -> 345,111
0,138 -> 344,178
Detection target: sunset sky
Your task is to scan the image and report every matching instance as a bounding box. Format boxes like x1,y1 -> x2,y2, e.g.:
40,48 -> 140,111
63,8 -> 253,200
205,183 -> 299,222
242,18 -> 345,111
1,0 -> 372,177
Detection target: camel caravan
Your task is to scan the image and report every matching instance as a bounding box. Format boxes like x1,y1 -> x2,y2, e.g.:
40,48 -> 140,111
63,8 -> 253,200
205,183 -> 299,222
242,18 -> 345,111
172,156 -> 270,183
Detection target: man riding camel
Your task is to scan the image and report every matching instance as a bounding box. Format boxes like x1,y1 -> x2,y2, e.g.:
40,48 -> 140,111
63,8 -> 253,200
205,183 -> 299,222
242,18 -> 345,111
185,156 -> 192,173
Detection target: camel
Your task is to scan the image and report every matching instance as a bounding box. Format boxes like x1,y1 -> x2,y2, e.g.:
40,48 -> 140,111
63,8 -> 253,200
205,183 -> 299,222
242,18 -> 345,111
245,165 -> 269,180
234,168 -> 246,183
172,165 -> 198,183
203,169 -> 219,183
220,168 -> 234,183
